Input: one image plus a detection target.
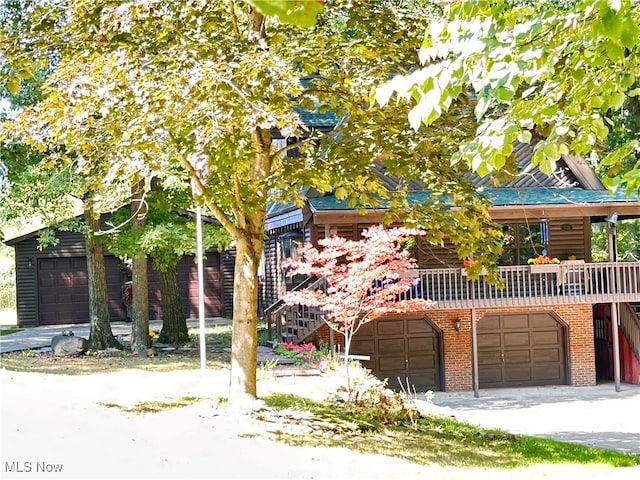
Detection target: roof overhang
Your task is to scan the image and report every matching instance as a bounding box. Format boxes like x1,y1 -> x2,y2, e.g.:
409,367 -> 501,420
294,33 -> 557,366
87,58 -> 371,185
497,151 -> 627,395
306,187 -> 640,224
265,208 -> 304,234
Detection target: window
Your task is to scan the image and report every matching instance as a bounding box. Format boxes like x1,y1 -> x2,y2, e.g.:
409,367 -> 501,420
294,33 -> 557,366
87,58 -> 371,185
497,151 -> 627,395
281,230 -> 305,286
499,224 -> 544,265
282,236 -> 303,260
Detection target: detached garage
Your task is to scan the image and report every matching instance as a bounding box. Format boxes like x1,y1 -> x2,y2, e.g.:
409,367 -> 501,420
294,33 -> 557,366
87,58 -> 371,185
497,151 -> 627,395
351,316 -> 443,391
7,229 -> 232,327
477,312 -> 568,388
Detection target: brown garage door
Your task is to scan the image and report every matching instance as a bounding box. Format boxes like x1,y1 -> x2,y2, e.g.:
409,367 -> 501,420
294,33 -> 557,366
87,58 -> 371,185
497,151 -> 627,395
38,257 -> 89,325
351,317 -> 442,391
147,254 -> 222,320
478,312 -> 567,388
38,256 -> 125,325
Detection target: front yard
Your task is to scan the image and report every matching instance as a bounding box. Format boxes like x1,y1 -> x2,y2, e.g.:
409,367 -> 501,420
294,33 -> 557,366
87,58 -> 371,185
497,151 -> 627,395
1,324 -> 638,478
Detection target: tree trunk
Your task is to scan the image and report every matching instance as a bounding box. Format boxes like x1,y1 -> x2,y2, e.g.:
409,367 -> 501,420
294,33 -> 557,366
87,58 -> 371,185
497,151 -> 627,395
226,8 -> 269,404
130,183 -> 150,355
85,209 -> 122,351
157,264 -> 189,345
228,226 -> 264,404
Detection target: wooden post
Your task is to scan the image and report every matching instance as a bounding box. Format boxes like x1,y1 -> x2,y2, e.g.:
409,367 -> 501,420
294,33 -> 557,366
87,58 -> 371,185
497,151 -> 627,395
607,218 -> 621,392
611,301 -> 621,392
471,308 -> 480,398
196,205 -> 206,371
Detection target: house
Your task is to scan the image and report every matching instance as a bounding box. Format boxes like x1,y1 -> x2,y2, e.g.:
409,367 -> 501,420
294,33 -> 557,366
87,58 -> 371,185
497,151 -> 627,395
5,218 -> 235,327
262,141 -> 640,393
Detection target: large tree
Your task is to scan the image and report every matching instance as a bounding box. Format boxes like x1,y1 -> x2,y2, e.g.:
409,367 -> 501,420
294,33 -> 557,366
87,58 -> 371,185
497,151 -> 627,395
1,0 -> 502,404
376,0 -> 640,195
106,180 -> 230,345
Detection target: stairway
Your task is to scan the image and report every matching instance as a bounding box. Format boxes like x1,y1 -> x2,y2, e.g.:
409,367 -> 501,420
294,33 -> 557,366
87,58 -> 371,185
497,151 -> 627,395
619,302 -> 640,384
265,276 -> 327,345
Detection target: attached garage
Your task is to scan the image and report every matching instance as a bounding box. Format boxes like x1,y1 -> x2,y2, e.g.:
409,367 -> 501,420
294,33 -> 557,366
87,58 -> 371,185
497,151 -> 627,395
351,316 -> 443,391
478,312 -> 568,388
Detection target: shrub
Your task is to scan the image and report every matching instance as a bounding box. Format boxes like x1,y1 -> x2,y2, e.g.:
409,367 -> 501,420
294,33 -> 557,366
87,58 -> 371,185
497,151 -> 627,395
273,341 -> 338,371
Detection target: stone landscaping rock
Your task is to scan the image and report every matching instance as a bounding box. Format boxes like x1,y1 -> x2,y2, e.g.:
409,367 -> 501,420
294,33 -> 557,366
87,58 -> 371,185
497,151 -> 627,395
51,335 -> 88,356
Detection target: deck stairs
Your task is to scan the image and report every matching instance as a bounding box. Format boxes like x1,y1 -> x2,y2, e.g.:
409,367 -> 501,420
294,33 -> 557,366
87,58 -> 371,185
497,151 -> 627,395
621,302 -> 640,364
265,276 -> 328,345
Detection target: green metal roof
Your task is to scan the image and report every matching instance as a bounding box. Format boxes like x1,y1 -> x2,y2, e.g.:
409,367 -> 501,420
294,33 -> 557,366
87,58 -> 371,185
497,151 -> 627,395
308,187 -> 640,212
295,107 -> 339,127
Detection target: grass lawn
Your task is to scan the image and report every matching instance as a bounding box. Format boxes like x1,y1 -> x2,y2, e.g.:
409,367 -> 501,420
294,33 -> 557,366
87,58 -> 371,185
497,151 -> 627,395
261,393 -> 640,469
0,325 -> 21,336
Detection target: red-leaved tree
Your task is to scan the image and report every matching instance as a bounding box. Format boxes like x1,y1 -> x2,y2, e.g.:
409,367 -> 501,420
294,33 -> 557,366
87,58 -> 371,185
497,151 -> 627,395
282,225 -> 435,386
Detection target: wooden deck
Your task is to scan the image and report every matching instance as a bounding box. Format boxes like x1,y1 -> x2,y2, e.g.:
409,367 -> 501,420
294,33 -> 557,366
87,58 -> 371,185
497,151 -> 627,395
404,261 -> 640,309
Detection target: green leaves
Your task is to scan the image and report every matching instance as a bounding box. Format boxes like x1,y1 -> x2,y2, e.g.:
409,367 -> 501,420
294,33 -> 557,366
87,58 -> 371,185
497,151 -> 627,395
244,0 -> 324,27
375,0 -> 640,191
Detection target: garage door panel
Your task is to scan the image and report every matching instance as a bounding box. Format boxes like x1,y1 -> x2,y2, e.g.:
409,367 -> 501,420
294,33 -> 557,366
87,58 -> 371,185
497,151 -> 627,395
502,314 -> 529,330
358,322 -> 375,337
533,348 -> 561,363
39,293 -> 55,304
408,336 -> 435,352
479,316 -> 500,330
377,320 -> 405,336
478,333 -> 501,348
351,339 -> 375,356
378,338 -> 405,355
379,356 -> 406,371
504,367 -> 532,382
406,372 -> 439,390
360,360 -> 375,373
531,313 -> 560,328
407,319 -> 433,334
533,330 -> 561,345
479,351 -> 501,366
504,349 -> 531,364
533,365 -> 563,381
480,367 -> 503,385
504,332 -> 530,346
409,354 -> 436,369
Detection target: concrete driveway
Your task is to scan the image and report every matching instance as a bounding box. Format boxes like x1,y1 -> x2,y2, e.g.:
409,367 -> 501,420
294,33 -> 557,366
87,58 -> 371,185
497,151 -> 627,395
0,318 -> 231,353
427,384 -> 640,455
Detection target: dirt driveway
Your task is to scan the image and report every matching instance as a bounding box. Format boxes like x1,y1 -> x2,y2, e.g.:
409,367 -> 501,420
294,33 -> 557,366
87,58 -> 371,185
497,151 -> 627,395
1,368 -> 639,480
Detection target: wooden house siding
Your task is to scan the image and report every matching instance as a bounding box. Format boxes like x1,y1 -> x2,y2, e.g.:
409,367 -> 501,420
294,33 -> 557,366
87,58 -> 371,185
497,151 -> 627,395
13,232 -> 88,327
261,236 -> 279,312
547,217 -> 591,261
221,248 -> 235,318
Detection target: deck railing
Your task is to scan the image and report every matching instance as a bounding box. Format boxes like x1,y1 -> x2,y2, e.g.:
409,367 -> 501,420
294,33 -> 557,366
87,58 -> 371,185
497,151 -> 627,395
401,262 -> 640,309
267,261 -> 640,344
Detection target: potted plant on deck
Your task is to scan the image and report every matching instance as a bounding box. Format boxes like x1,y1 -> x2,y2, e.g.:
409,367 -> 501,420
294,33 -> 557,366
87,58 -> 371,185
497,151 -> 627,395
528,253 -> 560,274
